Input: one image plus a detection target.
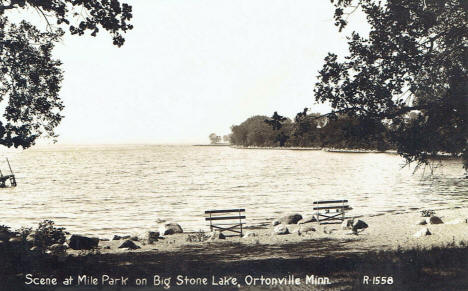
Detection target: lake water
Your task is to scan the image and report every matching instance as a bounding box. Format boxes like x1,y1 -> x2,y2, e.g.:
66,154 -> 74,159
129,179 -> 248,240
0,145 -> 466,237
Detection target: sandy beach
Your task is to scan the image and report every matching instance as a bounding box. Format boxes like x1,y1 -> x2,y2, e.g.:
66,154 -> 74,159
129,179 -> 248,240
2,207 -> 468,290
87,207 -> 468,258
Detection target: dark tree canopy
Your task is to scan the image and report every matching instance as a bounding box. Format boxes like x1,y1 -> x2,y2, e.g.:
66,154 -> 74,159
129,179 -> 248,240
231,112 -> 391,149
264,111 -> 290,146
315,0 -> 467,168
0,0 -> 132,148
264,111 -> 287,131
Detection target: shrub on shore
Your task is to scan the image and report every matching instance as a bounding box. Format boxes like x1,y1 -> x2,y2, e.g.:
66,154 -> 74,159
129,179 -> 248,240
18,220 -> 66,252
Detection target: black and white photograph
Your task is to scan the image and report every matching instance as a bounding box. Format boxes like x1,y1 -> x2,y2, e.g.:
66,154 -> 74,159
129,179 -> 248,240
0,0 -> 467,290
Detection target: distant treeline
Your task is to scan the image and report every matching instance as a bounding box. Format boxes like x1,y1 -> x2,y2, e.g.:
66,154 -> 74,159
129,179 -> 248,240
229,112 -> 393,151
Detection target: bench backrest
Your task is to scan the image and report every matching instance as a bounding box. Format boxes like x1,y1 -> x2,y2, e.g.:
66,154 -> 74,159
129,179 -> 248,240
313,200 -> 349,210
205,209 -> 246,237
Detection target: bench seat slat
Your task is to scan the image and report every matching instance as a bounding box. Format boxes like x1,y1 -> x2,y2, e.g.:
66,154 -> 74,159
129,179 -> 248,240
313,200 -> 348,204
205,209 -> 245,214
206,215 -> 246,221
313,206 -> 349,210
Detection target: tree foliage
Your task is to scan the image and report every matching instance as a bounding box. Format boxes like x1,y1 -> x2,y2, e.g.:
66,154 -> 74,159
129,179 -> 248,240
231,112 -> 389,149
315,0 -> 467,168
264,111 -> 291,146
208,133 -> 221,144
231,116 -> 278,147
0,0 -> 132,148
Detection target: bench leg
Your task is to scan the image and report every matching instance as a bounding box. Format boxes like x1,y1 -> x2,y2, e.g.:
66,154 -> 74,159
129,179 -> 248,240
239,211 -> 243,237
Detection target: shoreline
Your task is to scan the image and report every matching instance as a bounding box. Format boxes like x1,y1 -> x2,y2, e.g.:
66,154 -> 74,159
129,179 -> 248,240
2,207 -> 467,290
94,206 -> 468,255
222,145 -> 394,153
197,145 -> 465,160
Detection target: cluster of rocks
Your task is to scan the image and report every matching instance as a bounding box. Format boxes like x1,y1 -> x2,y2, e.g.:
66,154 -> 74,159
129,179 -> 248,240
195,230 -> 257,241
417,215 -> 444,225
0,229 -> 96,261
269,213 -> 370,236
414,215 -> 468,238
271,214 -> 304,235
0,221 -> 187,255
111,222 -> 184,249
341,218 -> 368,234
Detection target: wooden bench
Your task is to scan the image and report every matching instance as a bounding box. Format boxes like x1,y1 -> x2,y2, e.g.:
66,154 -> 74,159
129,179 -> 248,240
313,200 -> 350,224
205,209 -> 246,237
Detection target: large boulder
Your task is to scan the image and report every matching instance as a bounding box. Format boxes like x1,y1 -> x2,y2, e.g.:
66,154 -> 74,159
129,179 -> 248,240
297,215 -> 317,225
68,235 -> 99,250
426,216 -> 443,224
159,223 -> 183,235
273,224 -> 289,235
414,227 -> 431,238
278,214 -> 303,225
118,240 -> 140,250
352,220 -> 368,232
0,230 -> 12,241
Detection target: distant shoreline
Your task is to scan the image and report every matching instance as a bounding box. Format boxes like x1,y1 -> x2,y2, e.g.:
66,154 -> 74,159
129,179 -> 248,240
192,143 -> 231,147
198,144 -> 394,154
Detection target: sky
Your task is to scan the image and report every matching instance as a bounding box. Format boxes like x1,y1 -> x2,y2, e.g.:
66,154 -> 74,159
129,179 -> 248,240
24,0 -> 368,144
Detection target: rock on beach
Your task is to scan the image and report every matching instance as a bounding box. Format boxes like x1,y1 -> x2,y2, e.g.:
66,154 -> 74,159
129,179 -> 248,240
298,225 -> 316,235
352,220 -> 368,232
48,243 -> 67,254
112,235 -> 131,240
8,237 -> 22,244
417,219 -> 427,225
243,231 -> 257,238
68,235 -> 99,250
159,223 -> 183,236
118,240 -> 140,250
278,214 -> 303,225
273,224 -> 289,235
426,216 -> 443,224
